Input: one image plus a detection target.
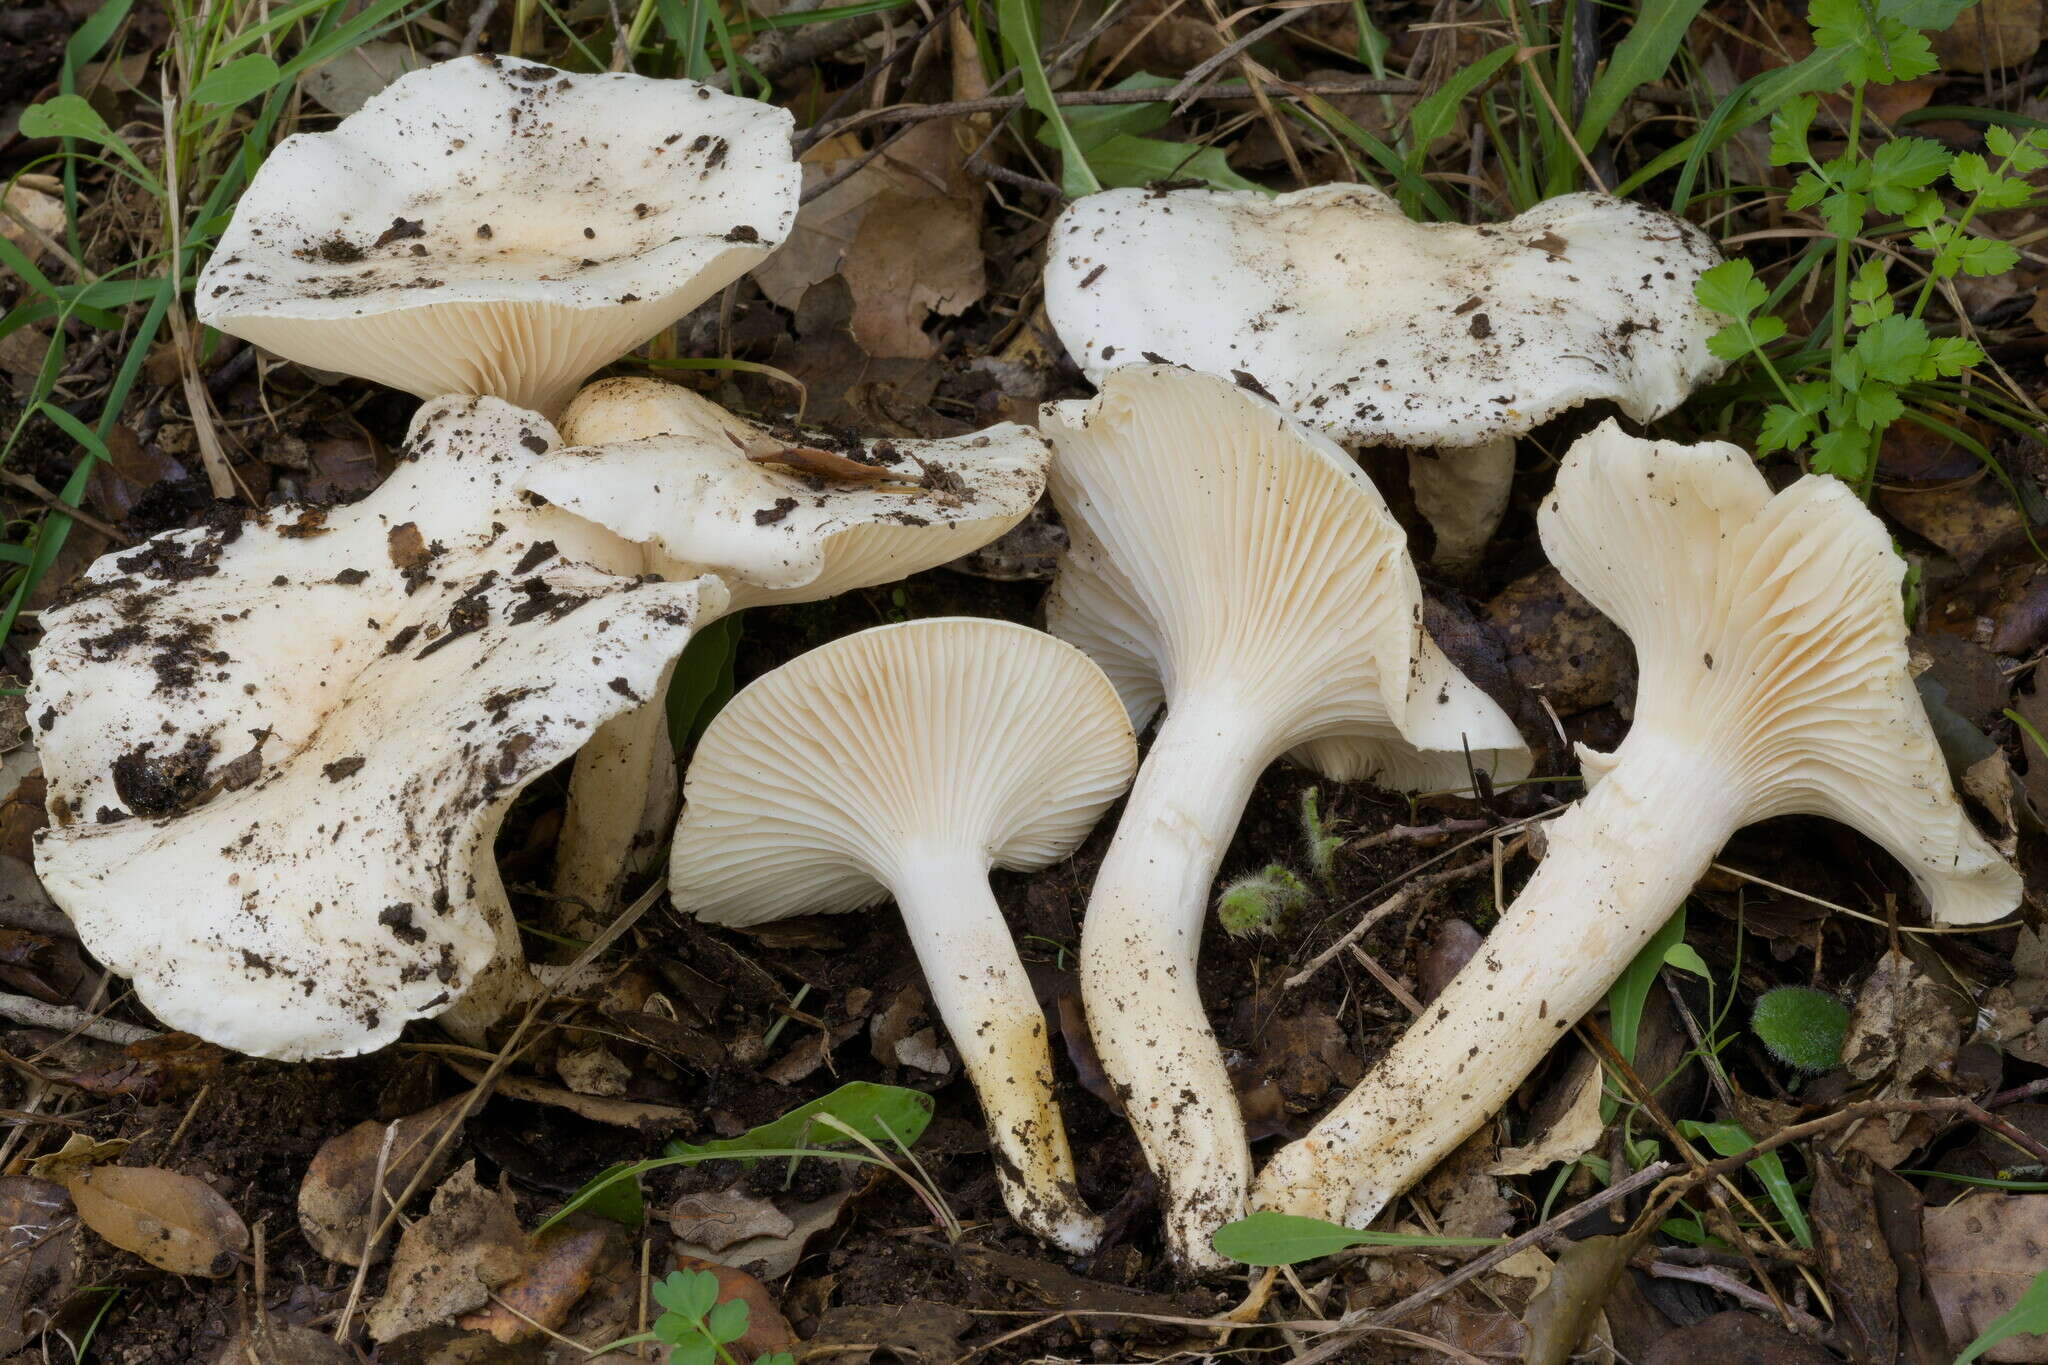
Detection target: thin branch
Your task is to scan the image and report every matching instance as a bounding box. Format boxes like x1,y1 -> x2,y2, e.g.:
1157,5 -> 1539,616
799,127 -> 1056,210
0,991 -> 157,1046
1284,857 -> 1494,990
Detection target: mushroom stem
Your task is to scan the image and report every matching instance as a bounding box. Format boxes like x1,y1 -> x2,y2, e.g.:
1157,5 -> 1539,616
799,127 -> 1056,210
890,844 -> 1103,1255
1252,734 -> 1741,1228
1080,692 -> 1270,1271
1406,436 -> 1516,574
553,664 -> 680,930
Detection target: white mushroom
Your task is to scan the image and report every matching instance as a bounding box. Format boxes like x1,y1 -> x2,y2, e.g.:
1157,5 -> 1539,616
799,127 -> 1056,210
1043,185 -> 1725,569
1252,421 -> 2020,1231
522,377 -> 1050,922
669,618 -> 1137,1253
1043,365 -> 1530,1269
196,56 -> 798,416
29,396 -> 726,1060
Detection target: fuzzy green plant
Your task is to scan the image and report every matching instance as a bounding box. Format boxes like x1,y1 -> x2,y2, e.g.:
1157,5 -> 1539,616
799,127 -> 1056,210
1218,866 -> 1309,938
1751,986 -> 1850,1074
1299,787 -> 1345,892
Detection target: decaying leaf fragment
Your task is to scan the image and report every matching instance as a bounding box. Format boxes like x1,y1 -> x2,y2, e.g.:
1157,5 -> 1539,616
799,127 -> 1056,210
368,1162 -> 529,1342
300,1093 -> 468,1266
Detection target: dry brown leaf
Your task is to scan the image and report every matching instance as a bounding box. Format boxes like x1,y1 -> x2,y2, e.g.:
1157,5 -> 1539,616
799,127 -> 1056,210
1520,1229 -> 1642,1365
841,190 -> 985,360
62,1164 -> 249,1276
667,1188 -> 794,1253
553,1045 -> 630,1098
674,1255 -> 799,1361
58,1031 -> 226,1104
676,1190 -> 850,1279
0,1176 -> 75,1355
809,1300 -> 974,1364
27,1132 -> 130,1183
1491,1052 -> 1605,1176
1938,0 -> 2043,71
1843,949 -> 1961,1086
1,182 -> 65,267
457,1218 -> 618,1344
299,1092 -> 467,1266
368,1162 -> 530,1343
1926,1192 -> 2048,1360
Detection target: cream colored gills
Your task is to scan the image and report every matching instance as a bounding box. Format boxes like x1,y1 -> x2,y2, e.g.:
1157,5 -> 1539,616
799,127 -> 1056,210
1253,422 -> 2020,1229
667,618 -> 1139,1254
1043,365 -> 1529,1271
526,377 -> 1053,929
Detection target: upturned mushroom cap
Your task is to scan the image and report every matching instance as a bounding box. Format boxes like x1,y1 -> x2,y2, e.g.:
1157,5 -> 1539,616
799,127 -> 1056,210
1543,420 -> 2019,924
195,56 -> 798,416
1045,365 -> 1528,1268
1045,185 -> 1724,450
1045,364 -> 1530,787
670,618 -> 1137,1251
672,618 -> 1134,913
29,396 -> 726,1059
524,377 -> 1050,607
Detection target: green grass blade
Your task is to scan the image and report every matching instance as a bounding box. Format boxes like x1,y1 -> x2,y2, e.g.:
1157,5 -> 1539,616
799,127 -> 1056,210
998,0 -> 1099,197
1575,0 -> 1710,150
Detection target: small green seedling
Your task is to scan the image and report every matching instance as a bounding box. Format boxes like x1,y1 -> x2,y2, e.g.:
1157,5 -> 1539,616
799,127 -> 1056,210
603,1267 -> 796,1365
1299,787 -> 1344,892
1218,866 -> 1308,937
1751,986 -> 1849,1074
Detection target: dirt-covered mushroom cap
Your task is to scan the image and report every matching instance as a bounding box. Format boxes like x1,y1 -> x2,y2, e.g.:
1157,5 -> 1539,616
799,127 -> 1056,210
671,618 -> 1137,1252
528,377 -> 1050,607
524,376 -> 1055,918
195,56 -> 798,416
1044,185 -> 1725,567
1044,364 -> 1529,1268
29,396 -> 726,1060
1251,420 -> 2019,1232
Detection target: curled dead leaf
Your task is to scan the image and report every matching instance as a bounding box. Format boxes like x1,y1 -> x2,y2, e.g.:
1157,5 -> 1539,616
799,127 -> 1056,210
667,1188 -> 794,1252
300,1092 -> 468,1265
367,1162 -> 530,1343
457,1217 -> 620,1344
27,1131 -> 129,1184
63,1164 -> 249,1276
58,1031 -> 226,1103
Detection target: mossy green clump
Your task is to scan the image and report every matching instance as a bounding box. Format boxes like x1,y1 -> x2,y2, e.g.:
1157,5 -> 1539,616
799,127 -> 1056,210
1218,866 -> 1308,937
1751,986 -> 1850,1074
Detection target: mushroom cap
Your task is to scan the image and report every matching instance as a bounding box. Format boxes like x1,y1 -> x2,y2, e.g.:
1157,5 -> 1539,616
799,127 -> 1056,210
1541,420 -> 2020,926
671,618 -> 1137,922
523,377 -> 1050,609
29,396 -> 726,1058
195,56 -> 798,415
1043,364 -> 1530,790
1045,185 -> 1725,450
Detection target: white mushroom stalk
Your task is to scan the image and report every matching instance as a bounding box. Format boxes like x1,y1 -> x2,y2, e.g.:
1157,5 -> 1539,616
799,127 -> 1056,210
669,619 -> 1137,1253
1252,422 -> 2021,1231
1044,185 -> 1725,569
196,56 -> 798,416
30,397 -> 725,1059
523,377 -> 1050,923
1044,366 -> 1530,1269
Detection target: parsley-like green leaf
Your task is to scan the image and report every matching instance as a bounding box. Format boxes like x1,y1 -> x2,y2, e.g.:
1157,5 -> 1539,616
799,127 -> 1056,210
1920,335 -> 1985,378
1759,403 -> 1818,453
1811,427 -> 1873,479
1853,314 -> 1932,385
1868,136 -> 1951,212
1769,97 -> 1820,167
1695,259 -> 1765,319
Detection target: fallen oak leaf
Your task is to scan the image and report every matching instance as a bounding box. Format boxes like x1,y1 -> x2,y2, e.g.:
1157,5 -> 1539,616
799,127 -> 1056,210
61,1164 -> 249,1276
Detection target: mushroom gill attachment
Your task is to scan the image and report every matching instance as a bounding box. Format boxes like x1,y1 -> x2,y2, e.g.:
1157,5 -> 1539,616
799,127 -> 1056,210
195,57 -> 798,416
524,377 -> 1051,923
1044,365 -> 1529,1269
669,619 -> 1136,1253
1251,421 -> 2019,1233
29,396 -> 726,1060
1043,185 -> 1725,569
